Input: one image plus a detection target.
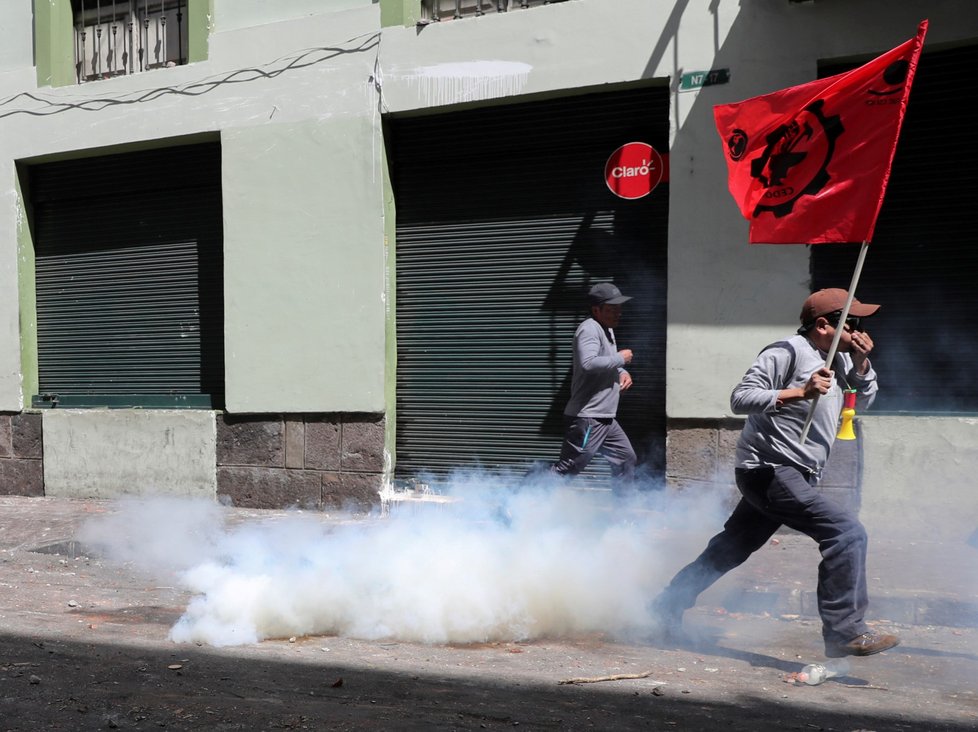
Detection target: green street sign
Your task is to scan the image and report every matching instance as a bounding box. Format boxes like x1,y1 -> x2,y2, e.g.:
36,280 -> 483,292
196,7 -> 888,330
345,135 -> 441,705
680,68 -> 730,91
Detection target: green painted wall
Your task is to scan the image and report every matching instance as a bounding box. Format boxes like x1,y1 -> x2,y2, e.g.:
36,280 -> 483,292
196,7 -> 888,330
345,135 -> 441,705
380,0 -> 421,27
33,0 -> 74,88
382,133 -> 397,470
188,0 -> 214,63
222,117 -> 386,414
15,172 -> 36,409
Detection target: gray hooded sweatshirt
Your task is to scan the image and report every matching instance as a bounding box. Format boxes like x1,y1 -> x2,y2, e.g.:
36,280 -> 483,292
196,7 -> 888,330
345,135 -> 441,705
563,317 -> 626,418
731,334 -> 878,477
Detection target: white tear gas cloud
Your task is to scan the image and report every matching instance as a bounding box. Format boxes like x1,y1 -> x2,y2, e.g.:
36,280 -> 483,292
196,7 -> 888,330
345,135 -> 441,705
76,475 -> 731,647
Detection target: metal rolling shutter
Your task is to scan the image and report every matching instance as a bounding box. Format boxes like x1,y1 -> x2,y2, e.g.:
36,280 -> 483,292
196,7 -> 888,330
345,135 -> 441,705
390,86 -> 669,484
28,142 -> 224,407
812,44 -> 978,413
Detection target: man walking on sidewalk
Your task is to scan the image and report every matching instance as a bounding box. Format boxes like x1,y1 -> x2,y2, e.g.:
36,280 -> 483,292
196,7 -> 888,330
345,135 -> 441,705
652,288 -> 899,658
547,282 -> 637,483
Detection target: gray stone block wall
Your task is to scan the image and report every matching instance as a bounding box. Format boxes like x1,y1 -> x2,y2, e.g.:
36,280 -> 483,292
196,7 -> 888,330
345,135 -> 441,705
217,413 -> 386,511
0,413 -> 44,496
665,419 -> 741,499
666,417 -> 863,513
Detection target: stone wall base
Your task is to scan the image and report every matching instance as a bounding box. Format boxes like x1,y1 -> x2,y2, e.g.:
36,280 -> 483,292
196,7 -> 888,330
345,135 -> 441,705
216,413 -> 386,511
0,411 -> 386,510
0,414 -> 43,495
0,412 -> 864,513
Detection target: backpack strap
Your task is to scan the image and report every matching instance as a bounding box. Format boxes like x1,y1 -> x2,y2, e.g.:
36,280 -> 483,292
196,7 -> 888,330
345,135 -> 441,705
830,351 -> 848,388
758,340 -> 797,391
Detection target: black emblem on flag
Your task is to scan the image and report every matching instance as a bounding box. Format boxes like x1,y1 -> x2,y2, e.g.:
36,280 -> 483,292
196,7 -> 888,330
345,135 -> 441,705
727,129 -> 748,161
868,59 -> 909,96
749,99 -> 844,218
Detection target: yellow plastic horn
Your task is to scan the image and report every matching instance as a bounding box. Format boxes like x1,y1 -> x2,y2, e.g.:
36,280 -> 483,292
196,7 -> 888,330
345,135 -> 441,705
836,389 -> 857,441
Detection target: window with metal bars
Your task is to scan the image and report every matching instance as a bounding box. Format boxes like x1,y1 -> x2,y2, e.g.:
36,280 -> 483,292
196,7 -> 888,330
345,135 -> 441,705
422,0 -> 569,22
72,0 -> 188,83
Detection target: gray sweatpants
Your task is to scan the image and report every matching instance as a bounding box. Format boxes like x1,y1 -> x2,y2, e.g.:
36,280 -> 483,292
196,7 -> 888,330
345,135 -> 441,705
550,416 -> 637,481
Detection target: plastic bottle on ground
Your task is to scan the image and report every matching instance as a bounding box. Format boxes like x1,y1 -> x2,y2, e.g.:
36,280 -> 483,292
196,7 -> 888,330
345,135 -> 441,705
799,658 -> 851,685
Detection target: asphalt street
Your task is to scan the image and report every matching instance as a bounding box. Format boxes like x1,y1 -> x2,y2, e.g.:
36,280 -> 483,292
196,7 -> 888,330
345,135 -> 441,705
0,496 -> 976,731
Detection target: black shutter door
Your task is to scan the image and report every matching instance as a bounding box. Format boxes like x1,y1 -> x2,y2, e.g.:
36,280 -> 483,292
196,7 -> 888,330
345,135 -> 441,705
813,44 -> 978,413
390,87 -> 669,485
28,142 -> 224,407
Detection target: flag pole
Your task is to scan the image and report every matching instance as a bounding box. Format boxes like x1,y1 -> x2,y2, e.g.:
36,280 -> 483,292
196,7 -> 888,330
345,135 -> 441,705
799,239 -> 870,444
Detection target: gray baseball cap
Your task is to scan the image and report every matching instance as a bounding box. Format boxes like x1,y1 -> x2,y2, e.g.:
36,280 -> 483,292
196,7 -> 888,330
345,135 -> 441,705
588,282 -> 632,305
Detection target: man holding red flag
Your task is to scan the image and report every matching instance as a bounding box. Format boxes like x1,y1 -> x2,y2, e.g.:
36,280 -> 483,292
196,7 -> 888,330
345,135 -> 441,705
651,288 -> 897,658
649,24 -> 929,657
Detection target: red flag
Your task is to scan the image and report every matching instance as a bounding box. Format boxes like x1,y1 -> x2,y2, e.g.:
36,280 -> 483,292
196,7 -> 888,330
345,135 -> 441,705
714,20 -> 927,244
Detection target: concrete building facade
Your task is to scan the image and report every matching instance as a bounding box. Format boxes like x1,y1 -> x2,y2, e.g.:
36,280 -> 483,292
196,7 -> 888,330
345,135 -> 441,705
0,1 -> 974,541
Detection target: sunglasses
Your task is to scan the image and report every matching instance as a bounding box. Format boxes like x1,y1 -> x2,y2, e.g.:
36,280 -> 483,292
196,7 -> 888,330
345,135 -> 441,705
824,312 -> 863,332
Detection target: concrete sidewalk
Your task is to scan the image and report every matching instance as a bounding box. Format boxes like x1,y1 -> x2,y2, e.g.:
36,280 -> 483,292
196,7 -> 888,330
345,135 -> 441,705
0,494 -> 976,631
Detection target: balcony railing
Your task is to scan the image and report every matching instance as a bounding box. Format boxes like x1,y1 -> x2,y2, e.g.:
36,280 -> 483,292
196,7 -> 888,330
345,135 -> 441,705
421,0 -> 570,22
73,0 -> 188,83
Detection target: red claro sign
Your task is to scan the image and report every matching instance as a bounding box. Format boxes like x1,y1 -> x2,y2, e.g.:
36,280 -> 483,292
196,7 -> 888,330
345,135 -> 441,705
605,142 -> 663,199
